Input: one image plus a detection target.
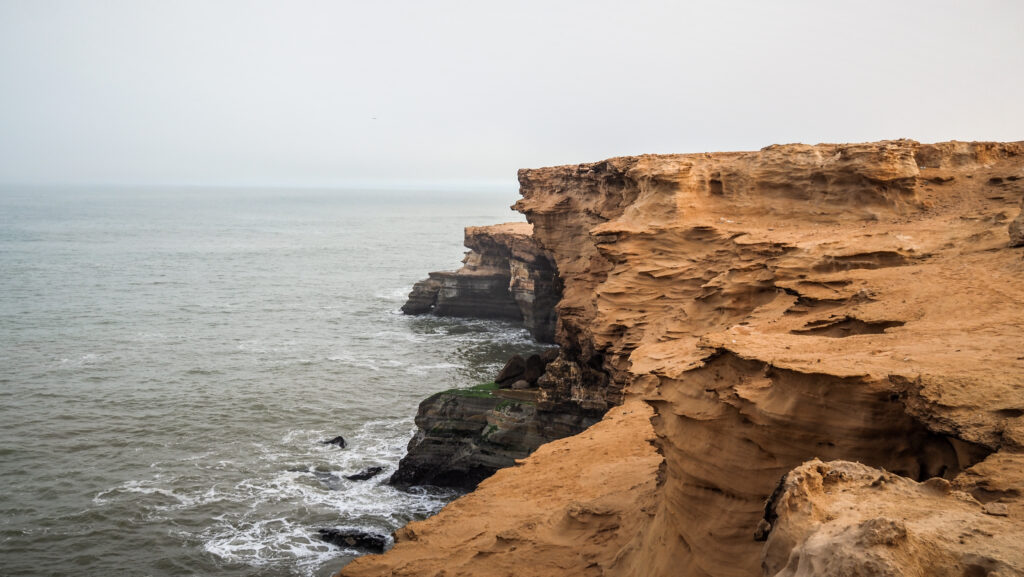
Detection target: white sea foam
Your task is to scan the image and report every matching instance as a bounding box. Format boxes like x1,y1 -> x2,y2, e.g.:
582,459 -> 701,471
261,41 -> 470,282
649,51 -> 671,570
93,417 -> 453,575
0,188 -> 535,577
374,287 -> 411,301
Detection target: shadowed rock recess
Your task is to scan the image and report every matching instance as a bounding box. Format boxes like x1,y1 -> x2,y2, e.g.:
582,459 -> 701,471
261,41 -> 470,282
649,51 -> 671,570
342,140 -> 1024,577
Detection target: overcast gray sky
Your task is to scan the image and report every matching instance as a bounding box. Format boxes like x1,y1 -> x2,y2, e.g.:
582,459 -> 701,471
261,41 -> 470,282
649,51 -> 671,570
1,0 -> 1022,187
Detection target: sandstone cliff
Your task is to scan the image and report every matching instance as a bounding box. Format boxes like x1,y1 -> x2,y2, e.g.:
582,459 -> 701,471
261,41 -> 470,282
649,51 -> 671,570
341,140 -> 1024,577
402,222 -> 560,343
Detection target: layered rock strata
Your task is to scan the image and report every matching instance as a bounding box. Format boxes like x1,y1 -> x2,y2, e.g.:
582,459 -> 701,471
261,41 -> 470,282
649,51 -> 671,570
388,382 -> 597,490
389,348 -> 598,490
342,140 -> 1024,577
402,222 -> 561,343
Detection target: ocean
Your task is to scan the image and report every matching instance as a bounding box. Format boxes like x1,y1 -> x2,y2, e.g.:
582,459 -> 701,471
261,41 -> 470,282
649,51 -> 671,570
0,186 -> 547,576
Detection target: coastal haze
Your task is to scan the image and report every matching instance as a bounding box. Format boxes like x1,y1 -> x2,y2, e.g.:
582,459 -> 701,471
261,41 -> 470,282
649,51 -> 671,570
0,188 -> 548,576
2,2 -> 1023,577
1,1 -> 1023,188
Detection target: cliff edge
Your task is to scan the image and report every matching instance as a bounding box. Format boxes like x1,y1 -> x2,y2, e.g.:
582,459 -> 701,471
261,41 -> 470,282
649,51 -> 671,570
341,140 -> 1024,577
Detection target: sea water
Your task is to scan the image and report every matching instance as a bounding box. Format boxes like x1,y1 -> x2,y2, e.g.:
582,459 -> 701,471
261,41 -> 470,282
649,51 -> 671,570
0,186 -> 547,576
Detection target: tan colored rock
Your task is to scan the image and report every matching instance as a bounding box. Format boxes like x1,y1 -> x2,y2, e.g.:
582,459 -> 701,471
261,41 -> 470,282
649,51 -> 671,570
339,140 -> 1024,577
340,400 -> 660,577
762,458 -> 1024,577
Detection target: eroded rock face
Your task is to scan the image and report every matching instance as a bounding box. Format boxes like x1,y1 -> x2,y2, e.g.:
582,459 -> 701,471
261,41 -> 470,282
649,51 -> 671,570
340,140 -> 1024,577
762,458 -> 1024,577
401,222 -> 560,343
513,139 -> 1024,577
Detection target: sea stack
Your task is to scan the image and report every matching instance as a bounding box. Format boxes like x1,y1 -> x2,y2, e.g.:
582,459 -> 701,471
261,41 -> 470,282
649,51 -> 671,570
401,222 -> 561,343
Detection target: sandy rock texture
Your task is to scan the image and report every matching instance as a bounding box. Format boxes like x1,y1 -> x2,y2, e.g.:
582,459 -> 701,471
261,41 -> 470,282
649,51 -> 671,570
402,222 -> 561,342
1010,195 -> 1024,247
342,400 -> 661,577
762,458 -> 1024,577
340,141 -> 1024,577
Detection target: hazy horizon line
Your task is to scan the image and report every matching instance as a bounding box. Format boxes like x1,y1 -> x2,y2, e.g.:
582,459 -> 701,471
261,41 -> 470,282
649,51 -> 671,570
0,177 -> 520,193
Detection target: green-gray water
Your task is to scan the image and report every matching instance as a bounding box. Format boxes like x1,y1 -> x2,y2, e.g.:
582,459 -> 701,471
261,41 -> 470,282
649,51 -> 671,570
0,187 -> 546,576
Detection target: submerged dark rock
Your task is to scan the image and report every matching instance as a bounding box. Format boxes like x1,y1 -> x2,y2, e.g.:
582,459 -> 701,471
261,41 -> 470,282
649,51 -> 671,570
317,529 -> 387,553
345,466 -> 385,481
322,435 -> 347,448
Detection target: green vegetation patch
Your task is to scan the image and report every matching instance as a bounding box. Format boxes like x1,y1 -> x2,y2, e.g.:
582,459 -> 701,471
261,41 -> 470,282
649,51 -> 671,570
481,423 -> 500,439
438,381 -> 500,399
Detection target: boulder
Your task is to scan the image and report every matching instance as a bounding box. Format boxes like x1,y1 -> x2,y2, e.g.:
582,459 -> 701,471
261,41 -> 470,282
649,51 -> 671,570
496,355 -> 526,387
322,435 -> 346,448
523,354 -> 545,385
317,529 -> 387,553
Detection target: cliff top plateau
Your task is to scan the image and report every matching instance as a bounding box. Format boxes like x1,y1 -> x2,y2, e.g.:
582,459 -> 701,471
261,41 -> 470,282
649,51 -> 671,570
341,139 -> 1024,577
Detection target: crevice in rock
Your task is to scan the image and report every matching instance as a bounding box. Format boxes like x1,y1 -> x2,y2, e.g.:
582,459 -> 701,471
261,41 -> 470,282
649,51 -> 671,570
812,251 -> 912,273
790,316 -> 905,338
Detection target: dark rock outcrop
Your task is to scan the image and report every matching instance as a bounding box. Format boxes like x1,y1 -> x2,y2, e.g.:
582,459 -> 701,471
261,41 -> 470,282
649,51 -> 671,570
345,466 -> 384,481
389,347 -> 574,489
494,354 -> 526,386
401,223 -> 561,343
389,383 -> 596,489
318,529 -> 388,553
322,435 -> 346,448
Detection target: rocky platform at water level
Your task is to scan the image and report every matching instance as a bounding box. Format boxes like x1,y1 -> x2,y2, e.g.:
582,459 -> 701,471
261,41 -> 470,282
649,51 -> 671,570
342,140 -> 1024,577
388,376 -> 596,490
401,222 -> 561,343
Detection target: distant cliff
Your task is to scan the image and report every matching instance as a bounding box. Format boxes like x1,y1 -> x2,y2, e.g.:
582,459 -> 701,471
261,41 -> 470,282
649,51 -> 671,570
343,140 -> 1024,577
402,222 -> 561,343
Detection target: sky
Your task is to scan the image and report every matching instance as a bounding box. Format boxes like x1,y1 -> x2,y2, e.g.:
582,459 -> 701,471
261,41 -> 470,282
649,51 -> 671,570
1,0 -> 1022,188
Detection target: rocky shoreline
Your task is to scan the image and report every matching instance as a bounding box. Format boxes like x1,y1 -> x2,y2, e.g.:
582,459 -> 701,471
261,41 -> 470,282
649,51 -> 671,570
391,224 -> 599,489
342,140 -> 1024,577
